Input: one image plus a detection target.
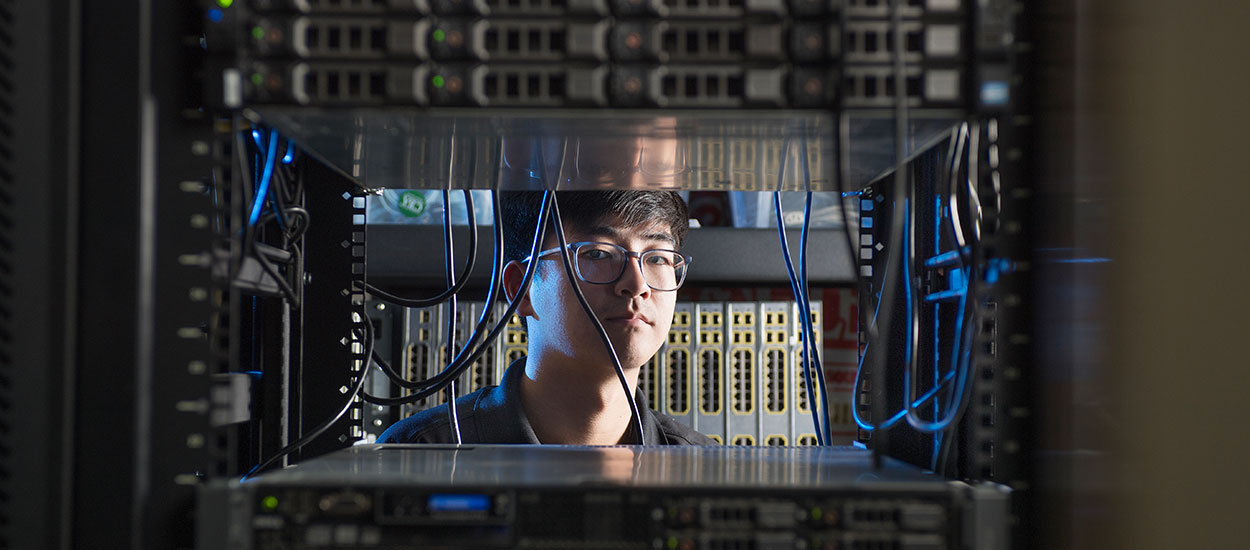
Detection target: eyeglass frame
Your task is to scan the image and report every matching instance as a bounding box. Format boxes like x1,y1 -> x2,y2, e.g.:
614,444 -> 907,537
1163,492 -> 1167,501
522,241 -> 693,292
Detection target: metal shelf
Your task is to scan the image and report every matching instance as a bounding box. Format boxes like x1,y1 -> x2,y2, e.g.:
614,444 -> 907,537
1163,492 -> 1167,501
252,107 -> 962,193
365,224 -> 856,290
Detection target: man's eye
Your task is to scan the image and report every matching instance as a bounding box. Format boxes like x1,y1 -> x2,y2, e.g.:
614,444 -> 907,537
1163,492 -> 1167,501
645,253 -> 674,266
582,248 -> 613,260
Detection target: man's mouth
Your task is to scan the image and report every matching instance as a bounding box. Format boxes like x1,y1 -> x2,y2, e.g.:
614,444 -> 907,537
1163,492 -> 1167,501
604,313 -> 651,325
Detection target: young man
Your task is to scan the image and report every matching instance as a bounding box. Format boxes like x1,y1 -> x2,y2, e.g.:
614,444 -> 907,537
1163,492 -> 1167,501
378,190 -> 715,445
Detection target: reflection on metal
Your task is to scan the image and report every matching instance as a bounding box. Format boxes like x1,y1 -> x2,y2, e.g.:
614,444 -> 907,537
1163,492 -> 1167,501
250,108 -> 962,192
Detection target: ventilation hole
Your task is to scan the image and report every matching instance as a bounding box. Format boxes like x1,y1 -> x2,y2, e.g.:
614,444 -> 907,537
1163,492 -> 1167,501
548,74 -> 565,97
707,30 -> 721,53
706,75 -> 719,96
369,72 -> 386,98
348,72 -> 361,96
505,74 -> 519,97
527,29 -> 541,51
864,32 -> 877,53
727,30 -> 744,53
726,75 -> 743,96
662,75 -> 677,96
327,27 -> 341,49
527,74 -> 540,96
327,72 -> 340,95
307,26 -> 321,48
370,27 -> 386,51
686,30 -> 699,53
662,31 -> 677,53
484,75 -> 498,96
485,30 -> 499,52
349,27 -> 363,49
506,29 -> 520,52
906,30 -> 923,53
549,30 -> 565,51
906,75 -> 922,97
684,75 -> 699,97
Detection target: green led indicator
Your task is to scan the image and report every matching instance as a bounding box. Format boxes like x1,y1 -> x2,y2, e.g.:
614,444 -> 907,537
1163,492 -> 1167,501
252,26 -> 265,40
432,29 -> 446,43
261,496 -> 279,511
432,75 -> 445,88
251,73 -> 264,86
667,537 -> 678,550
811,507 -> 822,520
217,0 -> 234,7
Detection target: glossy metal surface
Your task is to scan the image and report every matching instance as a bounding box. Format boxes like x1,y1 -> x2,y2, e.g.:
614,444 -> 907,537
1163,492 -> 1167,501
250,108 -> 961,192
245,444 -> 944,489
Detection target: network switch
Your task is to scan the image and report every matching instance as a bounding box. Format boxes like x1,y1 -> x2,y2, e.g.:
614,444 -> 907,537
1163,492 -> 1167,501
692,302 -> 726,441
198,445 -> 1011,549
206,1 -> 932,111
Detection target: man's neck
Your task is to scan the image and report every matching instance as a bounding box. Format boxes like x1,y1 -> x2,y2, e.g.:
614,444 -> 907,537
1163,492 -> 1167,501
519,351 -> 641,446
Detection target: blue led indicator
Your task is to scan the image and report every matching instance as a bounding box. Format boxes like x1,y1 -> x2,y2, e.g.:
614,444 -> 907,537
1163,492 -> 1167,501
980,81 -> 1010,106
860,199 -> 873,212
428,494 -> 490,512
208,8 -> 224,23
862,217 -> 873,229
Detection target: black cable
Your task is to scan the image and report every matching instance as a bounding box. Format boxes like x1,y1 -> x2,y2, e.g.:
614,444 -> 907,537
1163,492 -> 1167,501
365,189 -> 478,308
363,143 -> 508,397
368,341 -> 405,387
243,320 -> 373,480
442,155 -> 463,443
362,191 -> 499,393
361,190 -> 552,404
252,244 -> 301,308
868,0 -> 911,468
539,138 -> 646,445
547,192 -> 647,446
949,123 -> 971,259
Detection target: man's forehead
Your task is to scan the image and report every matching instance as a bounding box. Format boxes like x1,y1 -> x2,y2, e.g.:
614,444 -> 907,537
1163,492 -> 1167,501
574,216 -> 676,246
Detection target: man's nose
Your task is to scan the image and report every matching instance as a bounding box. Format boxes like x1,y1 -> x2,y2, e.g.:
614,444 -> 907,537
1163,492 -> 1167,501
615,256 -> 651,297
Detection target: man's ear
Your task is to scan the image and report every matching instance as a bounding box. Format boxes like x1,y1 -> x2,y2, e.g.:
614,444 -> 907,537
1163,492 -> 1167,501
502,260 -> 536,319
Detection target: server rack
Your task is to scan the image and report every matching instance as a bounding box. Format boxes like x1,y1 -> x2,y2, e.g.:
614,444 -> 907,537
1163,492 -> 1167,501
5,0 -> 1039,548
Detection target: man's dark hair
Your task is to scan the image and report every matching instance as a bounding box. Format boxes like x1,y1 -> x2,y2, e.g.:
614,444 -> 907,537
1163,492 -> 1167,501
502,191 -> 689,265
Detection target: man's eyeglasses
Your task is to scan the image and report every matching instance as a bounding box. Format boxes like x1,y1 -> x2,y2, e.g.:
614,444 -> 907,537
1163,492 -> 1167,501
524,241 -> 692,292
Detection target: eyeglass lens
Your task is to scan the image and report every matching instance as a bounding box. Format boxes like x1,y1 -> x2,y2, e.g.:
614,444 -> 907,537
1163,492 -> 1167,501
574,243 -> 686,290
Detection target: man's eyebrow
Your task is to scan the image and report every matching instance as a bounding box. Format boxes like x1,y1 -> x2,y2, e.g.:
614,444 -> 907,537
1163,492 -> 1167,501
585,225 -> 677,247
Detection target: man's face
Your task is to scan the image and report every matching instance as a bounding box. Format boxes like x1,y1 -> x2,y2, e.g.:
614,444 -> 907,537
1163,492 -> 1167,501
522,215 -> 679,371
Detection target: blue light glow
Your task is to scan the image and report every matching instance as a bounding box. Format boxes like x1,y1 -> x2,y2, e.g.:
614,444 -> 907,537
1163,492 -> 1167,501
428,494 -> 490,513
208,8 -> 224,23
980,81 -> 1010,105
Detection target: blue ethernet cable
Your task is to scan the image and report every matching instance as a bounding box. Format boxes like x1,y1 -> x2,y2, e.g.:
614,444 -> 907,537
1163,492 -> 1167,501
797,133 -> 834,445
248,129 -> 280,227
771,136 -> 826,446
